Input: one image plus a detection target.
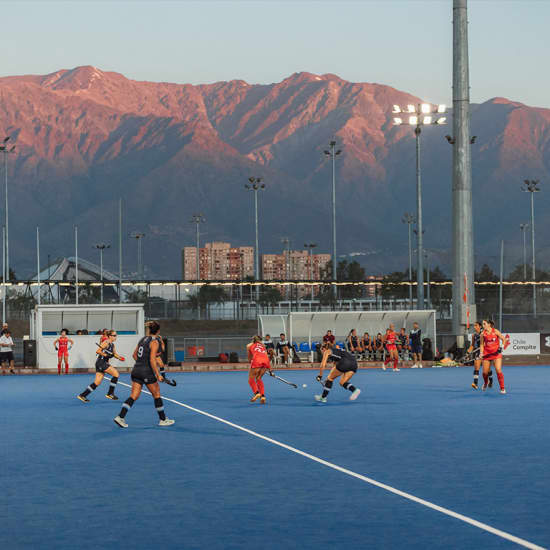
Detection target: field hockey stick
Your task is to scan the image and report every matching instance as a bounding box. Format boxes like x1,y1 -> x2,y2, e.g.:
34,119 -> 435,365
161,375 -> 177,387
270,372 -> 298,388
95,343 -> 124,361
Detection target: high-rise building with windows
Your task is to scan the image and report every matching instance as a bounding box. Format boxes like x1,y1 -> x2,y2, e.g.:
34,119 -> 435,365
182,242 -> 254,280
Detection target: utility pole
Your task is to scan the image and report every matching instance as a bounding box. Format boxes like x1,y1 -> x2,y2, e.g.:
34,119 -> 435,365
74,226 -> 79,305
304,243 -> 317,302
245,177 -> 266,302
324,141 -> 342,298
190,214 -> 205,320
118,198 -> 123,303
519,223 -> 529,281
36,227 -> 41,305
93,243 -> 110,304
451,0 -> 475,346
523,179 -> 540,317
402,213 -> 415,309
130,232 -> 146,279
0,137 -> 15,282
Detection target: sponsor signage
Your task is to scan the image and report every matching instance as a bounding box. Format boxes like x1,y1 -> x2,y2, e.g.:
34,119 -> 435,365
540,333 -> 550,354
502,333 -> 540,355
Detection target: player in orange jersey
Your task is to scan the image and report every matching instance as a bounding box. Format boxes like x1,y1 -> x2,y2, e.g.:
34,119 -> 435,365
53,329 -> 74,375
246,335 -> 272,404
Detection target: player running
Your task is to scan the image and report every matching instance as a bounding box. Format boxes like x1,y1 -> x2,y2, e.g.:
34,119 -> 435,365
77,330 -> 125,402
247,335 -> 272,404
54,329 -> 74,375
382,323 -> 400,371
114,321 -> 174,428
480,319 -> 507,394
315,343 -> 361,403
469,321 -> 492,389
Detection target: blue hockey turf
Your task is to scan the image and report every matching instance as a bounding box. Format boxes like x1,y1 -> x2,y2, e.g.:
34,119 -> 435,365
2,367 -> 549,550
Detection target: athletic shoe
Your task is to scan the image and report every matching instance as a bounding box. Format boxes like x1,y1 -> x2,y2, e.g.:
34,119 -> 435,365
159,418 -> 175,427
482,383 -> 488,391
411,364 -> 419,369
393,368 -> 400,372
114,416 -> 128,428
250,393 -> 261,403
77,395 -> 90,403
105,394 -> 119,400
349,388 -> 361,401
314,395 -> 327,403
418,364 -> 423,369
500,389 -> 507,395
260,396 -> 266,405
471,383 -> 478,390
382,364 -> 386,371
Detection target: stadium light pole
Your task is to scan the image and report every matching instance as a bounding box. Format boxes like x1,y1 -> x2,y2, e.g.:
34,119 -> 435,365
190,214 -> 205,320
393,104 -> 446,310
523,179 -> 540,317
2,226 -> 5,323
519,223 -> 529,281
245,177 -> 265,301
281,237 -> 291,300
36,227 -> 41,305
324,141 -> 342,299
304,243 -> 317,302
402,213 -> 415,309
130,232 -> 146,280
0,137 -> 15,282
74,226 -> 79,305
93,244 -> 110,304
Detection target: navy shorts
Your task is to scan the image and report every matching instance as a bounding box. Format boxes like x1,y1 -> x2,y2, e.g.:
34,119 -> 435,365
410,343 -> 422,355
335,359 -> 358,373
95,360 -> 110,373
131,366 -> 157,385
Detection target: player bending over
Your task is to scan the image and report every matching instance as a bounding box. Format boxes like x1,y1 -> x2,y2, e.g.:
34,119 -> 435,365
54,329 -> 74,375
77,330 -> 125,402
480,319 -> 507,394
315,342 -> 361,403
247,335 -> 272,404
114,321 -> 174,428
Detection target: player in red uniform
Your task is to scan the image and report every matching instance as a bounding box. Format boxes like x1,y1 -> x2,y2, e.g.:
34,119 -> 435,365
382,323 -> 400,372
53,329 -> 74,375
480,319 -> 507,394
246,335 -> 272,404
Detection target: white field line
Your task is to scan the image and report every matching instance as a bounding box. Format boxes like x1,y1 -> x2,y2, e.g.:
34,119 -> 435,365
113,379 -> 546,550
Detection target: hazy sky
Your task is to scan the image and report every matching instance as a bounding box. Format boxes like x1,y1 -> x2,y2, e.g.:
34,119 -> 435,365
2,0 -> 549,108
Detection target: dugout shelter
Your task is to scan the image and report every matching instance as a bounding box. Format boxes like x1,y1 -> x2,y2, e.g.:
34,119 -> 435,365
30,304 -> 145,371
259,310 -> 436,360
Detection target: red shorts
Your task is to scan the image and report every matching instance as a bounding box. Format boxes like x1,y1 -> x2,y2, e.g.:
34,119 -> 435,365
251,360 -> 270,369
386,345 -> 397,352
58,350 -> 68,357
483,352 -> 502,362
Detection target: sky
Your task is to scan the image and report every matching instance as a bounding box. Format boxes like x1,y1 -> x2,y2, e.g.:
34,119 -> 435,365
1,0 -> 549,108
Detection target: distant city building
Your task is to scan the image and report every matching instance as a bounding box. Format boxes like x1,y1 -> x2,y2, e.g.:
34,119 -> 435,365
182,242 -> 254,280
261,251 -> 330,281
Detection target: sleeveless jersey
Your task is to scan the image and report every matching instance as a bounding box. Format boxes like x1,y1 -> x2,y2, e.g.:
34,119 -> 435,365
96,342 -> 114,366
482,330 -> 500,356
472,332 -> 481,350
250,342 -> 270,367
329,348 -> 355,363
134,336 -> 155,369
58,336 -> 69,353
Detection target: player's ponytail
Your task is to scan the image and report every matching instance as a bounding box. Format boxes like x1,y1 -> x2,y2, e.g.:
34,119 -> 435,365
252,335 -> 262,343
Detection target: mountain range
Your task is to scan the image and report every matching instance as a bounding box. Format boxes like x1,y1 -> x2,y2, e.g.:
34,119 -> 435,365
1,65 -> 549,278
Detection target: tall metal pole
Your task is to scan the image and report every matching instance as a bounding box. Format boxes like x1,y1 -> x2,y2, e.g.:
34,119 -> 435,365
530,190 -> 537,317
100,248 -> 103,304
425,251 -> 430,308
5,150 -> 8,281
118,198 -> 122,303
254,188 -> 259,283
520,223 -> 528,280
190,215 -> 204,320
499,240 -> 504,331
74,226 -> 79,305
324,142 -> 341,299
2,226 -> 5,323
402,213 -> 415,309
415,127 -> 425,310
452,0 -> 475,344
36,227 -> 41,305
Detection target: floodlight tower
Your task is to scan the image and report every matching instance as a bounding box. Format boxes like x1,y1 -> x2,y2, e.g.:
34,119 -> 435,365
190,214 -> 205,320
402,213 -> 416,308
244,177 -> 266,301
93,243 -> 111,304
523,179 -> 540,317
304,243 -> 318,301
0,136 -> 15,281
392,103 -> 446,309
519,223 -> 529,280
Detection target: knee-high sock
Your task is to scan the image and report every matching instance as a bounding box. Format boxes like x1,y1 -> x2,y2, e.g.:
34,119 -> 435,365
154,397 -> 167,421
393,357 -> 399,369
342,381 -> 356,393
384,355 -> 391,366
249,377 -> 258,394
488,370 -> 494,384
119,397 -> 134,419
497,371 -> 505,390
80,382 -> 97,397
257,378 -> 265,396
65,362 -> 69,375
57,361 -> 62,375
107,376 -> 118,395
321,379 -> 333,399
473,368 -> 479,384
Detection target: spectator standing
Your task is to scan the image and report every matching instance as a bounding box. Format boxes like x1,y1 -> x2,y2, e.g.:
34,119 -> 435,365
409,322 -> 423,368
0,329 -> 15,375
276,333 -> 291,365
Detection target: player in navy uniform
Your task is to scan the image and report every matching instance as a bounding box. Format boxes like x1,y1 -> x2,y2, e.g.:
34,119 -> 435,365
314,342 -> 361,403
469,321 -> 493,389
409,322 -> 423,368
114,321 -> 174,428
77,330 -> 125,402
